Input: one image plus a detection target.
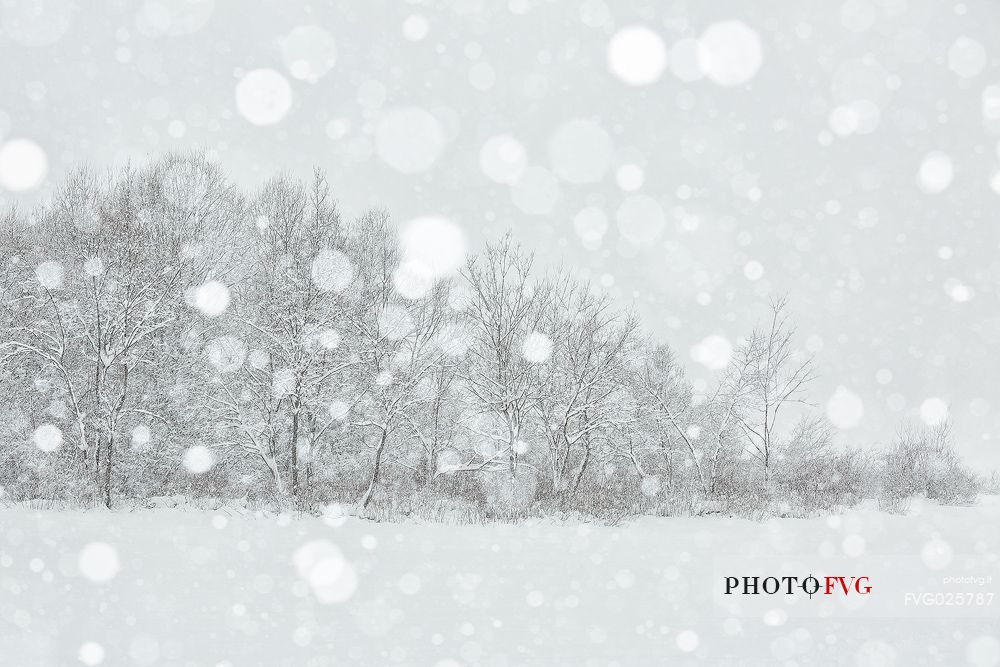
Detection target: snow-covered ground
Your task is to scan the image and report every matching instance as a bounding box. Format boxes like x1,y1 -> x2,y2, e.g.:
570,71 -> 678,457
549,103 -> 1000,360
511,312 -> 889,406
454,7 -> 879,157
2,500 -> 998,666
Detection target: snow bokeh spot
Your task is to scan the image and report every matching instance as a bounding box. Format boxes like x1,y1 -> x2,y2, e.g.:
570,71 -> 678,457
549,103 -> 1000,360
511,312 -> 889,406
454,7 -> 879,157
947,36 -> 987,79
316,329 -> 341,349
919,398 -> 948,426
182,446 -> 216,474
1,0 -> 74,46
676,629 -> 699,652
83,257 -> 105,277
435,322 -> 473,357
607,26 -> 667,86
280,25 -> 336,83
293,540 -> 357,604
311,248 -> 354,292
328,400 -> 350,421
436,449 -> 461,474
127,634 -> 160,666
510,165 -> 560,215
697,21 -> 763,86
77,641 -> 105,666
392,260 -> 433,300
0,138 -> 47,191
375,107 -> 445,174
615,163 -> 644,192
616,195 -> 665,245
984,86 -> 1000,122
573,206 -> 609,249
78,542 -> 120,583
131,424 -> 151,449
33,424 -> 63,452
521,332 -> 553,363
271,368 -> 296,399
206,336 -> 247,373
194,280 -> 230,317
548,119 -> 613,184
135,0 -> 214,37
828,100 -> 881,136
943,278 -> 974,303
161,160 -> 210,209
842,533 -> 866,557
235,69 -> 293,126
379,304 -> 415,340
917,152 -> 953,194
398,572 -> 422,595
690,335 -> 732,370
826,386 -> 865,430
480,134 -> 527,184
399,216 -> 466,274
921,537 -> 952,569
394,216 -> 467,299
579,0 -> 611,28
762,608 -> 787,626
35,261 -> 64,289
743,260 -> 764,281
402,14 -> 429,41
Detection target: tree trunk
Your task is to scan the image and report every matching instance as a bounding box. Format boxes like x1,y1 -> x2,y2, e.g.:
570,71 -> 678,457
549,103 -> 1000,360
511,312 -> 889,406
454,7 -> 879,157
305,414 -> 317,500
507,419 -> 520,477
103,435 -> 113,509
763,443 -> 770,485
425,448 -> 437,487
261,453 -> 285,495
570,439 -> 592,495
290,405 -> 299,498
361,429 -> 388,509
548,434 -> 563,495
94,435 -> 102,503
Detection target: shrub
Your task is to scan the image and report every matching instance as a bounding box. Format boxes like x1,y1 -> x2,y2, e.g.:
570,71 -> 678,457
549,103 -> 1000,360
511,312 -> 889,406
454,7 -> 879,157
879,422 -> 979,508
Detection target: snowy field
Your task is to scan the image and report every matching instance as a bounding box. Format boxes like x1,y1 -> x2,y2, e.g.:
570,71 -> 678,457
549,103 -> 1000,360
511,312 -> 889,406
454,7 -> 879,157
2,500 -> 999,667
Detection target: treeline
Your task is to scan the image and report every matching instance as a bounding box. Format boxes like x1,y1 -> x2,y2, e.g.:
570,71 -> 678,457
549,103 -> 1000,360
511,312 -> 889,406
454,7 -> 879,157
0,153 -> 984,520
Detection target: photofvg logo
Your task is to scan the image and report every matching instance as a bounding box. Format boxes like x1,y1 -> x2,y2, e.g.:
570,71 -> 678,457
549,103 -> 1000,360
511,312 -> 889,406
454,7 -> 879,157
713,556 -> 998,619
724,575 -> 872,598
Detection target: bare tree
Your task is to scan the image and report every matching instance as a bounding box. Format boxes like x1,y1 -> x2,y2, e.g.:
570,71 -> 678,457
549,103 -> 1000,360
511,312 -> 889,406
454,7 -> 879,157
534,274 -> 639,497
634,342 -> 709,495
3,158 -> 983,519
397,287 -> 469,487
200,170 -> 352,500
346,212 -> 453,508
461,235 -> 550,482
2,154 -> 239,507
732,298 -> 816,484
701,343 -> 760,496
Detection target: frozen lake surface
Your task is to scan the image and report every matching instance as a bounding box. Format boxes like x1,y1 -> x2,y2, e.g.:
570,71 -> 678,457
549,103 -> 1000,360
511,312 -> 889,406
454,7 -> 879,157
1,499 -> 998,666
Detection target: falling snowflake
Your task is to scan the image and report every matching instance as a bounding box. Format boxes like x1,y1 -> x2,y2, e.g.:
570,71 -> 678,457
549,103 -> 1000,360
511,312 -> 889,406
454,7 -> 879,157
0,138 -> 47,191
182,446 -> 216,474
32,424 -> 63,452
77,542 -> 120,583
521,332 -> 553,363
194,280 -> 230,317
607,26 -> 667,86
235,69 -> 292,126
293,540 -> 357,604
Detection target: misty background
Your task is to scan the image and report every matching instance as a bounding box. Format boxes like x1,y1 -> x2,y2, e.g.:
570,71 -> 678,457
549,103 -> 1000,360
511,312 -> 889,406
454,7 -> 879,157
1,0 -> 998,470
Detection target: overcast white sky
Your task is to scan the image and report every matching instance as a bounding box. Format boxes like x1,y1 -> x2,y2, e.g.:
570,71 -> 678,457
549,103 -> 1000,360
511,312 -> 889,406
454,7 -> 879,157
1,0 -> 998,469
